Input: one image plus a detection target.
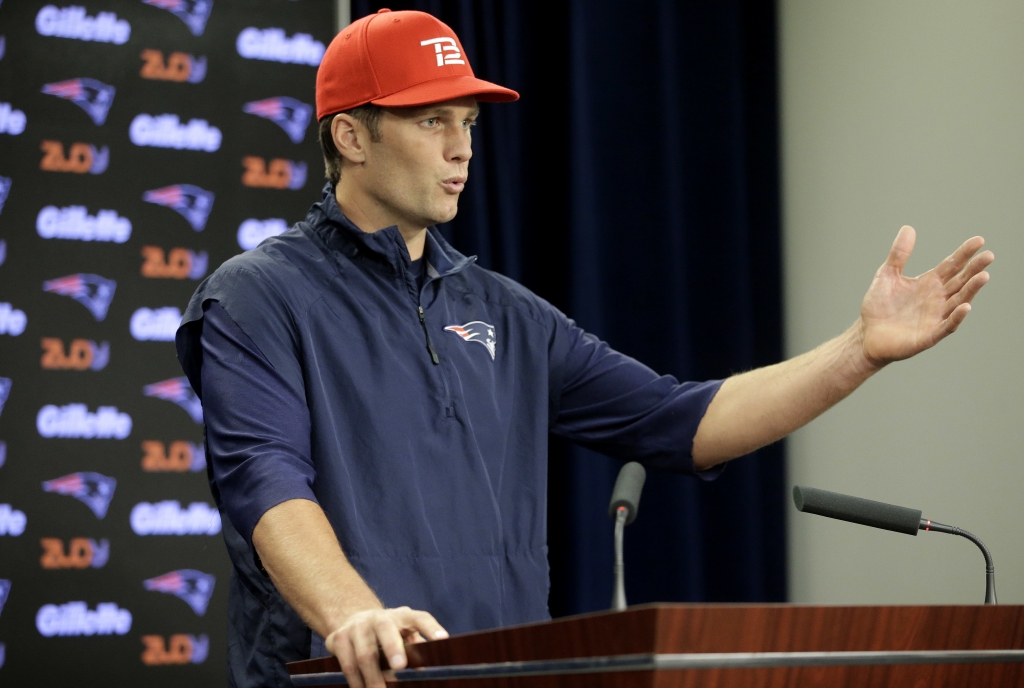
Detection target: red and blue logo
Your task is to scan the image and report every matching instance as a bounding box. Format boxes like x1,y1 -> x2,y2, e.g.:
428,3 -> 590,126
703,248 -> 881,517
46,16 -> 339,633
143,377 -> 203,423
41,78 -> 115,125
42,471 -> 117,519
143,569 -> 215,615
0,176 -> 12,215
42,273 -> 116,321
0,579 -> 10,616
142,184 -> 214,231
242,96 -> 312,144
0,377 -> 11,416
142,0 -> 212,37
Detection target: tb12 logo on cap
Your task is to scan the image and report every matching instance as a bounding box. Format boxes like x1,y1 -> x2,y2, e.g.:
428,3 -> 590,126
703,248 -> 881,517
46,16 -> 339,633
420,37 -> 464,66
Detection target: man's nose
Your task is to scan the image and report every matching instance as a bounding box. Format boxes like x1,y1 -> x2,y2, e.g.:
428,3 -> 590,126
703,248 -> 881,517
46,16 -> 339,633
447,127 -> 473,163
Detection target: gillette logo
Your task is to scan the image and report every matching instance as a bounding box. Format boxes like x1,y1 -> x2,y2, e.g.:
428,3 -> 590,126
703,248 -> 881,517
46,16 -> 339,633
142,0 -> 211,37
42,472 -> 117,518
237,27 -> 324,66
35,5 -> 131,45
0,504 -> 27,536
37,405 -> 132,440
141,246 -> 208,280
37,601 -> 132,637
41,338 -> 110,371
140,49 -> 206,83
41,78 -> 115,125
242,156 -> 306,189
144,569 -> 215,615
37,206 -> 131,243
40,140 -> 109,174
0,303 -> 27,336
131,307 -> 181,342
0,102 -> 26,135
40,537 -> 110,569
130,114 -> 221,151
130,501 -> 221,536
142,634 -> 209,665
142,184 -> 214,231
238,218 -> 288,251
143,377 -> 203,423
141,440 -> 205,472
242,97 -> 312,143
43,274 -> 116,321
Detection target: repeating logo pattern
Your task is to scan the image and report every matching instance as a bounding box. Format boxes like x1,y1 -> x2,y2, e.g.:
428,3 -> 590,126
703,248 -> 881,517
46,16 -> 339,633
144,569 -> 216,615
242,96 -> 312,143
143,377 -> 203,422
41,78 -> 115,125
142,0 -> 212,37
43,273 -> 117,320
42,472 -> 118,518
142,184 -> 214,231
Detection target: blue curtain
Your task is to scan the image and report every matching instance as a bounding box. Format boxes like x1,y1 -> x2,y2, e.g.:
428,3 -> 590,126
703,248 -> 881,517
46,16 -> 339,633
352,0 -> 786,615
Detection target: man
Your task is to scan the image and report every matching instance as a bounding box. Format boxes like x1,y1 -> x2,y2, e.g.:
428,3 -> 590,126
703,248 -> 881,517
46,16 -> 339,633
175,9 -> 994,688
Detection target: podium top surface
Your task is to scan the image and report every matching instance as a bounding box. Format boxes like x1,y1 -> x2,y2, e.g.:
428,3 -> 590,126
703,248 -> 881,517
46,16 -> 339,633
287,603 -> 1024,677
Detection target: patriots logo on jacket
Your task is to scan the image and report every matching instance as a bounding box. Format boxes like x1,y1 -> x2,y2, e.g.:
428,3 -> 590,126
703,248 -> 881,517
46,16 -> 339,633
0,175 -> 11,215
144,377 -> 203,423
142,184 -> 214,231
0,579 -> 10,617
42,273 -> 116,321
143,569 -> 215,615
444,321 -> 496,360
40,78 -> 115,125
242,97 -> 312,144
0,378 -> 10,417
42,471 -> 117,519
142,0 -> 212,36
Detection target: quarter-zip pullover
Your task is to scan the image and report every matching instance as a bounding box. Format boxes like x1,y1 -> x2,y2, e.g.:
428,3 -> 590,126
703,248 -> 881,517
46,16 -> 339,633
175,183 -> 723,688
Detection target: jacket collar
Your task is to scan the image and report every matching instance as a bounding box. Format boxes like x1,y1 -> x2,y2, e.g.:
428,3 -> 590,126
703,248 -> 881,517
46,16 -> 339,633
306,182 -> 475,278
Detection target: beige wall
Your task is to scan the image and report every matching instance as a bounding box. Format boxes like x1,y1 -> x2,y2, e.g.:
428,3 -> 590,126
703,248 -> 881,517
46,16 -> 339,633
780,0 -> 1024,604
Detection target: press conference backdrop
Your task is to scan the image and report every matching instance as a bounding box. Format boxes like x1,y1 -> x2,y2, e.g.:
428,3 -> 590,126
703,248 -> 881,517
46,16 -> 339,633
0,1 -> 333,684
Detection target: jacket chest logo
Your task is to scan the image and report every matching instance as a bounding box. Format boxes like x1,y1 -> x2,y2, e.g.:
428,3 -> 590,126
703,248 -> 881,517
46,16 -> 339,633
444,321 -> 496,360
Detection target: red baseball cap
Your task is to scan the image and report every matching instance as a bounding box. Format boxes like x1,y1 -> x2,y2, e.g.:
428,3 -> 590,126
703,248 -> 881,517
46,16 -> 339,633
316,8 -> 519,120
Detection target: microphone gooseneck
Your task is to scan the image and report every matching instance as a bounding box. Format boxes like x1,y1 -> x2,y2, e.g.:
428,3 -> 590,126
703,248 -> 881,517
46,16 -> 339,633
609,462 -> 646,611
793,485 -> 998,605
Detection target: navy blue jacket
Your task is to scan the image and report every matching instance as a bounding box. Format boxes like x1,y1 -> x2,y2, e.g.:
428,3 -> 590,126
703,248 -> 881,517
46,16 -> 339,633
175,184 -> 722,688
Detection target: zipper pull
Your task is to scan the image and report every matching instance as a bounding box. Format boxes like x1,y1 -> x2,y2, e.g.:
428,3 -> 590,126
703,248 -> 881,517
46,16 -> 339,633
418,306 -> 440,365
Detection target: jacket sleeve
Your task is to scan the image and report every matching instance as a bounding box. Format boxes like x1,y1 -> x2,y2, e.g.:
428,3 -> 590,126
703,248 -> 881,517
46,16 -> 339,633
182,294 -> 317,553
548,311 -> 725,478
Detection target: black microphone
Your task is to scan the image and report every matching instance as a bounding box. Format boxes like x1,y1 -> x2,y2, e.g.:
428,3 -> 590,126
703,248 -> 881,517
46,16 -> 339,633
793,485 -> 997,604
609,462 -> 646,611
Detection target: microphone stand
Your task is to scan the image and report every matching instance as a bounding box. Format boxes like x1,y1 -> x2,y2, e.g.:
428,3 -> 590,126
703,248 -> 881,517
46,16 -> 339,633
611,506 -> 628,611
921,519 -> 997,604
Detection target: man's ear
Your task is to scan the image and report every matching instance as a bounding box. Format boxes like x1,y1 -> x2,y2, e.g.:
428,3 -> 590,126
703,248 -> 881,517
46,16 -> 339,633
332,113 -> 368,165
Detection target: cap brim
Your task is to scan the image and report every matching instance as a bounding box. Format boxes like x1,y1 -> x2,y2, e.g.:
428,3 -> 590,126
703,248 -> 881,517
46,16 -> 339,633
371,74 -> 519,107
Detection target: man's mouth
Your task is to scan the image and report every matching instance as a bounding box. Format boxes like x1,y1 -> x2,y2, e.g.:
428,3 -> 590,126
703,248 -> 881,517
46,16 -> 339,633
441,176 -> 466,194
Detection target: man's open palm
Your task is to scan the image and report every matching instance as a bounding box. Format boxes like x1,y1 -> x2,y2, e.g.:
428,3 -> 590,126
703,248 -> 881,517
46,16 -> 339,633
859,225 -> 993,367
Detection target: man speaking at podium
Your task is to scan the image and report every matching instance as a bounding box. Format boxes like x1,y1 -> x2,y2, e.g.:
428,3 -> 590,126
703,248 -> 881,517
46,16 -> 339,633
175,9 -> 994,688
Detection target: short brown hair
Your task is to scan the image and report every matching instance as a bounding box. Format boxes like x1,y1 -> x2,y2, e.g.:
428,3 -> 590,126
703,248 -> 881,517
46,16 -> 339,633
318,104 -> 385,185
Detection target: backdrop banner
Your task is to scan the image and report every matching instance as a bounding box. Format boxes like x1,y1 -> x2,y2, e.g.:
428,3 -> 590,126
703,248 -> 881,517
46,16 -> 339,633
0,1 -> 332,685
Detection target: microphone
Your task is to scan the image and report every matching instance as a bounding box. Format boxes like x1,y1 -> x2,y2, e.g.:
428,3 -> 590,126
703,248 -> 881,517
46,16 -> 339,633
609,462 -> 646,612
793,486 -> 997,604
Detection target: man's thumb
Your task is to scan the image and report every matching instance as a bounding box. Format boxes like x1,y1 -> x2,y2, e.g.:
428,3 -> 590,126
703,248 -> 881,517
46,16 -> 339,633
885,225 -> 916,273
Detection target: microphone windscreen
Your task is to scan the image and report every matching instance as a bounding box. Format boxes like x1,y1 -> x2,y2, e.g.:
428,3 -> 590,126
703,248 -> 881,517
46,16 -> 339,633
608,462 -> 646,524
793,485 -> 921,536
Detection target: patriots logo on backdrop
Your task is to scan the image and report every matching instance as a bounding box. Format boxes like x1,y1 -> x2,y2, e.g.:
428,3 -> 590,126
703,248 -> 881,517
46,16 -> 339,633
143,377 -> 203,423
40,78 -> 115,125
143,569 -> 215,615
0,579 -> 10,617
142,184 -> 214,231
0,175 -> 12,215
0,239 -> 5,266
142,0 -> 212,36
0,441 -> 6,468
42,471 -> 117,519
444,321 -> 496,360
42,274 -> 116,321
242,97 -> 312,144
0,378 -> 10,417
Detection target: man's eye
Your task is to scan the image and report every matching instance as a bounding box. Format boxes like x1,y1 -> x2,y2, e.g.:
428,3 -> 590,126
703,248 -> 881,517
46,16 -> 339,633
463,120 -> 477,128
424,118 -> 438,127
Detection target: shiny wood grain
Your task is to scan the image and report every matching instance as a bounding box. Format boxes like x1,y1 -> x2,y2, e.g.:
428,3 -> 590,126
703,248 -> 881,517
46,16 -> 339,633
287,603 -> 1024,687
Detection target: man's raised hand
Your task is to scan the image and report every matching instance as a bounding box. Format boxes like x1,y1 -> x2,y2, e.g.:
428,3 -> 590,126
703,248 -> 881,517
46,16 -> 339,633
325,607 -> 449,688
859,225 -> 994,367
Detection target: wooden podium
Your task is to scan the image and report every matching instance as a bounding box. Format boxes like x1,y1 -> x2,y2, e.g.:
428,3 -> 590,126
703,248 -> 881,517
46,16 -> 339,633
287,604 -> 1024,687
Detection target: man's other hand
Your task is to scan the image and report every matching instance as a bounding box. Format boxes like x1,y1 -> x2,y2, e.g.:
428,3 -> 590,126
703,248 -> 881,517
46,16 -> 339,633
858,226 -> 993,367
325,607 -> 449,688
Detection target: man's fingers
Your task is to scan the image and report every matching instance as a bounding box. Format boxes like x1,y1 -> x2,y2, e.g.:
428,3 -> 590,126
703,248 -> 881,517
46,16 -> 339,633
944,271 -> 990,318
374,616 -> 409,670
393,607 -> 449,641
939,303 -> 972,339
935,235 -> 986,282
352,622 -> 386,688
334,632 -> 366,688
944,250 -> 994,297
883,225 -> 916,273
